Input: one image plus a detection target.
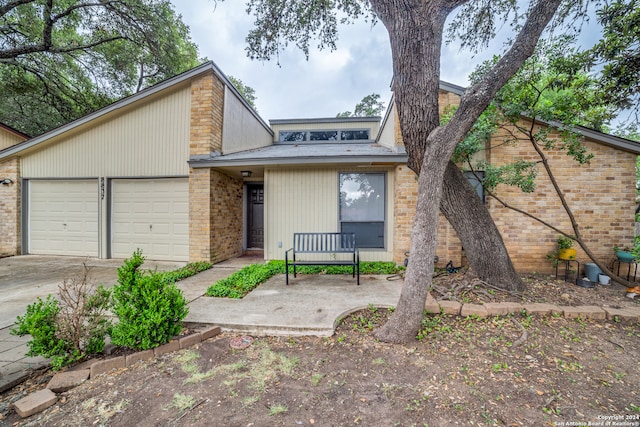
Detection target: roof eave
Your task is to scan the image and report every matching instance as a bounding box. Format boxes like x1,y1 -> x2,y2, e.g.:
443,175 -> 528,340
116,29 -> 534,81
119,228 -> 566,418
189,154 -> 408,168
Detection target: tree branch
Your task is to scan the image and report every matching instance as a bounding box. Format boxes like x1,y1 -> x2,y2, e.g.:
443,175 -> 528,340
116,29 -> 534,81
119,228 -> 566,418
0,0 -> 32,18
450,0 -> 563,137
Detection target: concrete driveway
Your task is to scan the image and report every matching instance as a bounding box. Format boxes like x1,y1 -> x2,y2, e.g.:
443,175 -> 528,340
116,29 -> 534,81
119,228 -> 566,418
0,255 -> 184,330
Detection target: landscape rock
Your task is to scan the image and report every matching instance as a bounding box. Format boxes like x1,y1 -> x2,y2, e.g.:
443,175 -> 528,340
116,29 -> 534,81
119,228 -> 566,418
90,356 -> 125,379
47,370 -> 89,393
460,304 -> 489,318
13,389 -> 57,418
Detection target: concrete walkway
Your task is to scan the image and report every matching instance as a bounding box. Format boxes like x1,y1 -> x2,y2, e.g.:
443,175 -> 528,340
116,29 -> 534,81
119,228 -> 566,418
1,254 -> 402,393
185,273 -> 402,336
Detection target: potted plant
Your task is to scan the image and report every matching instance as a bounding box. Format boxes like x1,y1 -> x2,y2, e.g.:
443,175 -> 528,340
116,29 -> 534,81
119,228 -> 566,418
556,236 -> 576,261
614,245 -> 635,263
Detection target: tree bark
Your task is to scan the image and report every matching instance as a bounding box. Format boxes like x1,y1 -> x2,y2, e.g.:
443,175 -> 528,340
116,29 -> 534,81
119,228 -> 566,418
373,0 -> 564,343
441,161 -> 524,291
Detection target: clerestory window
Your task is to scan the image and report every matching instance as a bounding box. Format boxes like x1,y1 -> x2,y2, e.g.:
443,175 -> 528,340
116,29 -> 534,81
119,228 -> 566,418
278,129 -> 370,143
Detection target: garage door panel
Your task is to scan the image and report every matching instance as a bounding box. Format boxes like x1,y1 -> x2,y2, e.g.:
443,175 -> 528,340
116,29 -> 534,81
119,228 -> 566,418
111,178 -> 188,262
29,180 -> 99,256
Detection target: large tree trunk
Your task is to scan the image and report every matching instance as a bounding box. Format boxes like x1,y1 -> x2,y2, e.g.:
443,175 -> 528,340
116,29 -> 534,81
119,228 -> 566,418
441,161 -> 524,291
372,0 -> 563,343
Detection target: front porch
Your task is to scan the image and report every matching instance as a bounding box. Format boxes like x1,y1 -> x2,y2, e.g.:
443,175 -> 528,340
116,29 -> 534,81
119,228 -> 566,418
180,267 -> 402,337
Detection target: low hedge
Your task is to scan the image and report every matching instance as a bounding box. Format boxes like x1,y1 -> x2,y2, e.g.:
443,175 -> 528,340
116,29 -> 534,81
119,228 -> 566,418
205,260 -> 400,299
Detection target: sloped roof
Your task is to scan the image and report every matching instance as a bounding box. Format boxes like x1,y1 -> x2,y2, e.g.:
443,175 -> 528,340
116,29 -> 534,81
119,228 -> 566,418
378,81 -> 640,155
0,61 -> 271,159
189,142 -> 407,168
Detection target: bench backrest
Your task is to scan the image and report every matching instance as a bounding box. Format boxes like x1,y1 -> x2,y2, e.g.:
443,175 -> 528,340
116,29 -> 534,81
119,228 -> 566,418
293,232 -> 356,253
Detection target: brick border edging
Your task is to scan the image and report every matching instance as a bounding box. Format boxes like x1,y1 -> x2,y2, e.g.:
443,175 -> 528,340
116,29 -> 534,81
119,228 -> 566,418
425,299 -> 640,322
12,326 -> 222,419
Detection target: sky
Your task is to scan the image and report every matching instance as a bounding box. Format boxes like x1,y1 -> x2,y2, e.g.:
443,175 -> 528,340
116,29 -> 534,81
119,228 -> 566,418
170,1 -> 601,122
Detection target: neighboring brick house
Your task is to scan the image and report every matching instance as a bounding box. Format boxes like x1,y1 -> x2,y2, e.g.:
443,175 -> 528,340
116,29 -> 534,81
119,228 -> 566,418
0,61 -> 638,274
0,123 -> 28,257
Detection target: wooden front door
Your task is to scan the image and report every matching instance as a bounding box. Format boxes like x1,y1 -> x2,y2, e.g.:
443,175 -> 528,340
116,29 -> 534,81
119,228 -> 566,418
247,185 -> 264,249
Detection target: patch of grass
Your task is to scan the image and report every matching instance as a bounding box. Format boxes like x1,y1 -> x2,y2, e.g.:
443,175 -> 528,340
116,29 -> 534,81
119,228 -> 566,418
155,261 -> 212,284
205,260 -> 399,298
184,370 -> 216,384
268,404 -> 288,415
242,396 -> 260,408
491,362 -> 508,373
83,397 -> 131,424
168,393 -> 196,412
310,373 -> 324,386
248,344 -> 299,392
205,261 -> 282,298
174,349 -> 200,364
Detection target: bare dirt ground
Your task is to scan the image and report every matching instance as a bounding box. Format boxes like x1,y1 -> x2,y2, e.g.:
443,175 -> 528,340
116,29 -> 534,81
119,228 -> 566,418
1,273 -> 639,427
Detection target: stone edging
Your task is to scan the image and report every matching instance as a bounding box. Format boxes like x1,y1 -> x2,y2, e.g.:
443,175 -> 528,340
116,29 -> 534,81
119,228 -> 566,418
12,326 -> 222,418
425,298 -> 640,323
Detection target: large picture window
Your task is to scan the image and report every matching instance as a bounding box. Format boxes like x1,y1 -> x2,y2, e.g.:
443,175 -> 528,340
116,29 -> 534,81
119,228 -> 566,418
339,173 -> 385,248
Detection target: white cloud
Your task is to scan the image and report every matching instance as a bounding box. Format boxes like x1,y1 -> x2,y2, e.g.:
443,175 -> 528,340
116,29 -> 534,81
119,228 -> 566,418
170,1 -> 603,121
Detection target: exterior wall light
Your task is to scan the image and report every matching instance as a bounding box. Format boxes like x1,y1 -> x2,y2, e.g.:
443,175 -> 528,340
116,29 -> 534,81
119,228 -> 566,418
1,178 -> 13,185
241,171 -> 252,178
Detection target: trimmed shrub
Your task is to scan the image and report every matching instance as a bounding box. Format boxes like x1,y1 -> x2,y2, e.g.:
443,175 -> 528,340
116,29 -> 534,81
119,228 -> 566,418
11,264 -> 112,370
110,250 -> 189,350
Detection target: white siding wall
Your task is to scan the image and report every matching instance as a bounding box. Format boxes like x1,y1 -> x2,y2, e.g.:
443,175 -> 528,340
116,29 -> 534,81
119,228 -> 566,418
265,166 -> 394,262
222,87 -> 273,154
377,103 -> 397,149
21,85 -> 191,178
0,129 -> 25,151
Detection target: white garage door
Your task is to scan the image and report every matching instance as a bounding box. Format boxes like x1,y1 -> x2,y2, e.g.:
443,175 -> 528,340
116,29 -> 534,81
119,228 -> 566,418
29,180 -> 99,256
111,178 -> 189,261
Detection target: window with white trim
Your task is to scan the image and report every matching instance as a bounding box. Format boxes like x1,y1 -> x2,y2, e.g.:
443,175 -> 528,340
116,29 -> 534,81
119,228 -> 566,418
339,172 -> 385,248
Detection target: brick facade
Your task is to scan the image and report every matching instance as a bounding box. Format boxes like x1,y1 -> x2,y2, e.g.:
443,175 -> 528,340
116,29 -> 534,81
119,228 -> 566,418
189,72 -> 224,156
0,158 -> 21,257
489,122 -> 637,273
210,170 -> 244,261
391,91 -> 638,273
392,164 -> 462,267
188,71 -> 244,263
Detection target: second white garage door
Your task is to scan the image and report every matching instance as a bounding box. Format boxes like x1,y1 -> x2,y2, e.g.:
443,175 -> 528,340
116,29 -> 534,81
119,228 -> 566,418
29,179 -> 99,256
111,178 -> 189,261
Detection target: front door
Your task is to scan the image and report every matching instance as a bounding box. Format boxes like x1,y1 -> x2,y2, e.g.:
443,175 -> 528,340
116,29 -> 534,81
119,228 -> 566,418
247,184 -> 264,249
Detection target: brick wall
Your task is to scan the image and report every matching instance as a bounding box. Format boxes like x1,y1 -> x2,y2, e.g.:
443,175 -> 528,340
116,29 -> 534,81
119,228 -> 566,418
210,170 -> 243,261
393,165 -> 415,262
188,70 -> 244,263
391,91 -> 637,273
190,72 -> 224,156
0,158 -> 21,257
189,168 -> 213,261
489,122 -> 637,273
392,164 -> 462,267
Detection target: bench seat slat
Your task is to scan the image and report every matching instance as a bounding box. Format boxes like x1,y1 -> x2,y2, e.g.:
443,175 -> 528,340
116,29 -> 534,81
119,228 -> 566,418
288,260 -> 355,266
285,232 -> 360,285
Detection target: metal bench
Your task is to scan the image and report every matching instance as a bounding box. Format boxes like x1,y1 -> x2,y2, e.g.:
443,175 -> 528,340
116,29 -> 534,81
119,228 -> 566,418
285,232 -> 360,285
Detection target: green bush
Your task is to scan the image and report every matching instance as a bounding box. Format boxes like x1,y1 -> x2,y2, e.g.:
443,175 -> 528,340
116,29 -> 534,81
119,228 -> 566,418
206,260 -> 399,299
110,250 -> 189,350
11,296 -> 73,369
11,266 -> 112,370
